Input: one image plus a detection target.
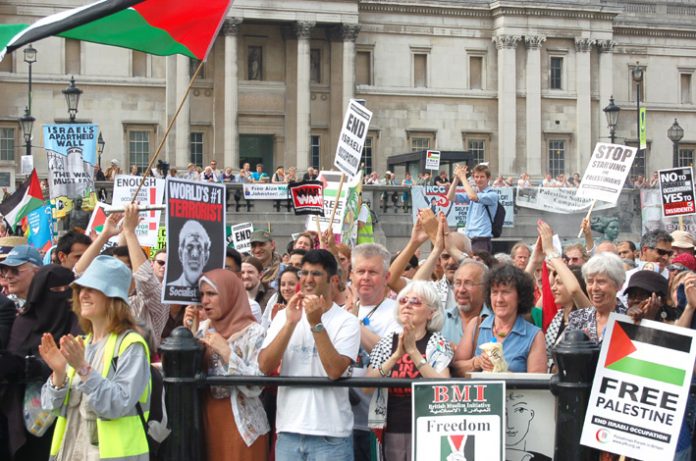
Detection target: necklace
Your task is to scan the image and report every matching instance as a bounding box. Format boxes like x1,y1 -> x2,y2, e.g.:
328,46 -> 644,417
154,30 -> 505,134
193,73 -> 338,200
493,322 -> 511,338
359,298 -> 386,326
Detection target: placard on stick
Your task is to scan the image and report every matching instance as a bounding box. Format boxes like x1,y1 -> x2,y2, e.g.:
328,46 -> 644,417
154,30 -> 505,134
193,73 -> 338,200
425,150 -> 441,171
333,99 -> 373,177
576,143 -> 637,205
658,167 -> 696,218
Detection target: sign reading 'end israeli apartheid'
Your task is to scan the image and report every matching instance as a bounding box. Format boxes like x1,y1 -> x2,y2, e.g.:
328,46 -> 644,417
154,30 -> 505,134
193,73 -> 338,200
576,143 -> 637,204
581,314 -> 696,459
658,167 -> 696,218
412,381 -> 505,461
334,99 -> 373,177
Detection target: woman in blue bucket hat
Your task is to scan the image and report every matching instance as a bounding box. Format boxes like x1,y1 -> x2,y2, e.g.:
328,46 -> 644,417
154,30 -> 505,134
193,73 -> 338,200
38,255 -> 152,461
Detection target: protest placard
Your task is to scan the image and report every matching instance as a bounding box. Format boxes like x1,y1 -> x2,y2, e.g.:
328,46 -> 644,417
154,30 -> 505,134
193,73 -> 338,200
658,167 -> 696,218
111,174 -> 165,246
411,185 -> 514,229
425,150 -> 441,171
289,181 -> 324,216
230,222 -> 253,253
412,380 -> 505,460
43,124 -> 98,200
576,143 -> 637,204
242,183 -> 288,200
516,187 -> 616,214
163,178 -> 226,304
334,99 -> 373,177
581,313 -> 696,459
642,188 -> 696,234
306,171 -> 362,243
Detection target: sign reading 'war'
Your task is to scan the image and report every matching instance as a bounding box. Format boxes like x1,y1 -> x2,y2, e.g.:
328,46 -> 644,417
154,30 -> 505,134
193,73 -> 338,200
576,143 -> 637,205
334,99 -> 373,177
658,167 -> 696,218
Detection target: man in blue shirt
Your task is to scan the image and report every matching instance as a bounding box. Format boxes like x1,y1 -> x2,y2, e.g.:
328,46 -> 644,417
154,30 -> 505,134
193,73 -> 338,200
250,163 -> 269,183
446,163 -> 498,253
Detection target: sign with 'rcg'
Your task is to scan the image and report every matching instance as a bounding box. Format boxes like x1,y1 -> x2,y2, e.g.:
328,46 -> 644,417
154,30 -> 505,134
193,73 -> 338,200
658,167 -> 696,217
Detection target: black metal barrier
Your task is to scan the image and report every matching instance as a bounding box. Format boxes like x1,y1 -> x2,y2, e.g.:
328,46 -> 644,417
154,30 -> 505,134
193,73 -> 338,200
160,327 -> 600,461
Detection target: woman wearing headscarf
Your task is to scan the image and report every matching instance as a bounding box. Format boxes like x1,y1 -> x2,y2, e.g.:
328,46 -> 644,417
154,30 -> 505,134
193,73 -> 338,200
195,269 -> 269,460
0,264 -> 77,461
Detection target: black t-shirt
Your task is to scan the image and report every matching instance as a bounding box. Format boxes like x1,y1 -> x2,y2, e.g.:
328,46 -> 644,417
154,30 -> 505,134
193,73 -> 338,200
386,331 -> 432,433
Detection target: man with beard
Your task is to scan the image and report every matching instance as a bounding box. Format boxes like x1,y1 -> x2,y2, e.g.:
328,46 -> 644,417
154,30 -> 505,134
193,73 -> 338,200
250,230 -> 282,288
168,219 -> 210,289
442,260 -> 492,346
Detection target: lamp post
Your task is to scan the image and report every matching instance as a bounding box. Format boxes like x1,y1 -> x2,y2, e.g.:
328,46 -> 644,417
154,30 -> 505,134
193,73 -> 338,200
632,63 -> 644,153
603,95 -> 621,144
97,132 -> 105,169
668,118 -> 684,167
62,76 -> 82,122
23,44 -> 37,114
19,107 -> 35,158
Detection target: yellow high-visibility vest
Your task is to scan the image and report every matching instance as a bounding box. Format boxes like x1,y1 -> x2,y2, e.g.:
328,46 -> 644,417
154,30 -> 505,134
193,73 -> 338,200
49,331 -> 151,461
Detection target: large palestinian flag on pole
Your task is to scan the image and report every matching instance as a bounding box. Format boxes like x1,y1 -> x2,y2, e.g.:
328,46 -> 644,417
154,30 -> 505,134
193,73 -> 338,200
581,313 -> 696,460
0,0 -> 231,61
0,170 -> 44,228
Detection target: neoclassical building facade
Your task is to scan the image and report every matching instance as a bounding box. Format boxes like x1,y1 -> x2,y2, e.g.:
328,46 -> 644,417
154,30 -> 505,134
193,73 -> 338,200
1,0 -> 696,181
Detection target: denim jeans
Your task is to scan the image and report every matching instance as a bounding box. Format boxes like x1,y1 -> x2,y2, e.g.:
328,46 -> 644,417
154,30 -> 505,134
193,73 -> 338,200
276,432 -> 354,461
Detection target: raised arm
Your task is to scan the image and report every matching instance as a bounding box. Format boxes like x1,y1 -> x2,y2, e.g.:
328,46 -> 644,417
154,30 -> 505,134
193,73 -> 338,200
388,214 -> 429,292
413,213 -> 447,281
74,212 -> 123,274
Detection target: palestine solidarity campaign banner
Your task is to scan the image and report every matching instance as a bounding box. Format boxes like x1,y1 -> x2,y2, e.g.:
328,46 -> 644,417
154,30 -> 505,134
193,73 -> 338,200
163,178 -> 225,304
581,313 -> 696,459
44,124 -> 97,200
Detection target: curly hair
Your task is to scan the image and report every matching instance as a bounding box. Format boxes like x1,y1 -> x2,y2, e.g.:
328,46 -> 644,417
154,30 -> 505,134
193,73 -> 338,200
484,264 -> 535,315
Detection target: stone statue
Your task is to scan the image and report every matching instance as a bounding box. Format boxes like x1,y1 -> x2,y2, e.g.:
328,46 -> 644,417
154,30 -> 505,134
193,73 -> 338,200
591,216 -> 620,242
67,197 -> 90,231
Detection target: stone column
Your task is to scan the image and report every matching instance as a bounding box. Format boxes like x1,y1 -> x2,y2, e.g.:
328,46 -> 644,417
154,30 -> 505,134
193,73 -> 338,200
575,38 -> 594,172
525,36 -> 545,176
493,34 -> 520,176
329,24 -> 360,160
294,21 -> 314,172
223,18 -> 241,169
175,54 -> 190,168
597,40 -> 616,144
165,56 -> 177,163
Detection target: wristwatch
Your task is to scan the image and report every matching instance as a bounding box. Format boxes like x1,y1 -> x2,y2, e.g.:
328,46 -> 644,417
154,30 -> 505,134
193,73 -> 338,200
77,364 -> 91,377
310,323 -> 325,334
545,251 -> 561,263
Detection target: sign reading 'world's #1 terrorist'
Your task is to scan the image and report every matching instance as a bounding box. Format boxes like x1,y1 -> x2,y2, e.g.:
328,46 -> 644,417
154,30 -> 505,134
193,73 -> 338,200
658,167 -> 696,217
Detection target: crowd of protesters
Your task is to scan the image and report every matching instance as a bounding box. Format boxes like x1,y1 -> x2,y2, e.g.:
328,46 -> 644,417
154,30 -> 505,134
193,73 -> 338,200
1,161 -> 695,461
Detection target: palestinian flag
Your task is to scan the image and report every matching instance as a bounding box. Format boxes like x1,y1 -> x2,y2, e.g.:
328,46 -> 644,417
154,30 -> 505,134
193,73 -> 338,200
0,170 -> 44,228
440,434 -> 475,460
605,320 -> 693,386
0,0 -> 231,61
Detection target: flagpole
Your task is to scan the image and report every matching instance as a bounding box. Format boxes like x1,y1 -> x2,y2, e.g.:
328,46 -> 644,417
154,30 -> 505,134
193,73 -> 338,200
130,59 -> 205,203
577,199 -> 597,239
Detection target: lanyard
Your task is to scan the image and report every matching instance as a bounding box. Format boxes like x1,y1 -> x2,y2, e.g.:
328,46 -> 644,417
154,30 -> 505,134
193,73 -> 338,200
359,298 -> 386,326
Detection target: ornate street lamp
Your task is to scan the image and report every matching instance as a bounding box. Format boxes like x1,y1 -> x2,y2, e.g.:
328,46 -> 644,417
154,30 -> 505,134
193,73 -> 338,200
97,132 -> 105,168
19,107 -> 35,157
603,96 -> 621,144
23,44 -> 37,113
632,63 -> 644,153
62,76 -> 83,122
668,118 -> 685,167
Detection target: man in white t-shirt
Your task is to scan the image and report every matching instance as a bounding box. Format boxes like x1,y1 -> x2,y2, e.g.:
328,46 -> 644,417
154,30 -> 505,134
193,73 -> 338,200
259,249 -> 360,460
350,243 -> 401,459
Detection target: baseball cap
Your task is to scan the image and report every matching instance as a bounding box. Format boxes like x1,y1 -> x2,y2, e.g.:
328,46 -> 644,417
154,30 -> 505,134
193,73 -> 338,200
670,253 -> 696,272
623,270 -> 668,298
671,230 -> 694,249
73,255 -> 131,303
0,244 -> 43,267
250,230 -> 272,244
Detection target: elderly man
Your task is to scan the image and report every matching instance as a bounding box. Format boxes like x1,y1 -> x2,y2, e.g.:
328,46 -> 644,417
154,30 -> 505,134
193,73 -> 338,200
620,229 -> 674,306
259,249 -> 360,460
442,260 -> 492,346
510,242 -> 531,270
168,220 -> 211,289
0,245 -> 42,310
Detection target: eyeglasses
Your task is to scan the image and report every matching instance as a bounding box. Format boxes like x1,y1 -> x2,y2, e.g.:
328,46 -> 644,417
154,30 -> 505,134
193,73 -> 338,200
154,260 -> 166,266
398,296 -> 424,307
650,247 -> 674,257
1,267 -> 32,278
454,280 -> 483,290
298,270 -> 326,278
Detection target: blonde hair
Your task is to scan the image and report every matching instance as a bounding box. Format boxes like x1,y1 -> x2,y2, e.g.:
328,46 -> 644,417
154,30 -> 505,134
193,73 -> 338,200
73,288 -> 137,335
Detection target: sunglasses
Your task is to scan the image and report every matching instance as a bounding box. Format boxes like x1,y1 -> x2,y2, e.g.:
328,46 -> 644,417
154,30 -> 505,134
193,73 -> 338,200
650,247 -> 674,257
398,296 -> 424,307
154,260 -> 166,266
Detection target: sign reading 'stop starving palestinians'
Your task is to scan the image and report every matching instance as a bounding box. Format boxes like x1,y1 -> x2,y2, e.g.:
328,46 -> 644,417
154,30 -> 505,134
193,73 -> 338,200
334,99 -> 373,177
163,178 -> 225,304
576,143 -> 637,204
581,314 -> 696,459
